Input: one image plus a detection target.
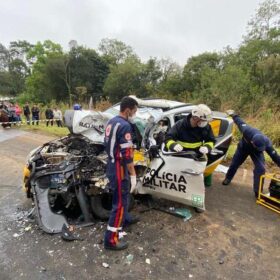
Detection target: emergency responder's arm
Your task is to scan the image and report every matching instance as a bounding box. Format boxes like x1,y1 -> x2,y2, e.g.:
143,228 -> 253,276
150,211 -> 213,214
165,121 -> 180,150
119,124 -> 137,193
119,124 -> 135,175
232,115 -> 249,134
266,144 -> 280,167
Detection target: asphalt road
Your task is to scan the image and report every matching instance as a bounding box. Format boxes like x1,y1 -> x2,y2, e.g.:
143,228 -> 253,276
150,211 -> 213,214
0,127 -> 279,280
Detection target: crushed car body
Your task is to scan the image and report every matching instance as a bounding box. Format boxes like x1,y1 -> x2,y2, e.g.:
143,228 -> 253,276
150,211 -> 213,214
23,97 -> 233,233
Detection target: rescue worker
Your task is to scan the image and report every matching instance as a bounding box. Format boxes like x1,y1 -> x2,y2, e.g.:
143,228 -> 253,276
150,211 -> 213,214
222,110 -> 280,197
165,104 -> 215,155
104,96 -> 139,250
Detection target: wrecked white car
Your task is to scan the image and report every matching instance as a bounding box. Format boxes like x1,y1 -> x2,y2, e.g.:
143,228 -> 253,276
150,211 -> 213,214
23,97 -> 233,233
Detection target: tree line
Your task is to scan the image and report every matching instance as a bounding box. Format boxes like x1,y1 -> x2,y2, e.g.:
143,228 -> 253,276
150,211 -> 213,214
0,0 -> 279,119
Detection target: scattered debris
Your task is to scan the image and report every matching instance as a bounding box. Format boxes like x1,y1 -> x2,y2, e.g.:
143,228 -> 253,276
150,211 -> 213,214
215,164 -> 229,174
24,225 -> 32,232
125,254 -> 134,265
138,246 -> 144,251
145,258 -> 151,265
102,262 -> 109,268
189,274 -> 193,278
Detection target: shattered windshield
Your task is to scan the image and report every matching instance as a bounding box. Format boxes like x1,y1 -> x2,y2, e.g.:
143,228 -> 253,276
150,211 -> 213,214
104,105 -> 163,136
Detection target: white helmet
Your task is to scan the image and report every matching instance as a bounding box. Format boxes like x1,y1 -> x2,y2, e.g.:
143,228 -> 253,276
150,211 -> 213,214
192,104 -> 212,122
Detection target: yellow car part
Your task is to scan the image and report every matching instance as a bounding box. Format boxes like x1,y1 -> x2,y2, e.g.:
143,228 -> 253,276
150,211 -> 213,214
22,166 -> 31,192
256,174 -> 280,214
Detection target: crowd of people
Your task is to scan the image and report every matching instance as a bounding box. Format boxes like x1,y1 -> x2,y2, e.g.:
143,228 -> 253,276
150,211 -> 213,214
0,101 -> 63,127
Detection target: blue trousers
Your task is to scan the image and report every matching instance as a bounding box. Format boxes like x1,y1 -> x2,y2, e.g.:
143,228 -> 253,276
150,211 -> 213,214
104,172 -> 129,246
226,141 -> 265,193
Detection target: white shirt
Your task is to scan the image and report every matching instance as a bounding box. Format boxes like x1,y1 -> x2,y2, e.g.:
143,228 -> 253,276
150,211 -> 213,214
53,109 -> 62,120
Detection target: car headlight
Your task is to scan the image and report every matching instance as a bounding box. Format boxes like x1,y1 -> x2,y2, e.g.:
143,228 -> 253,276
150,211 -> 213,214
25,146 -> 41,166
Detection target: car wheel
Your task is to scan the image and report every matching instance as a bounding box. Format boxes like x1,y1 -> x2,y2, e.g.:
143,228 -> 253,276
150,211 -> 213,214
90,193 -> 135,220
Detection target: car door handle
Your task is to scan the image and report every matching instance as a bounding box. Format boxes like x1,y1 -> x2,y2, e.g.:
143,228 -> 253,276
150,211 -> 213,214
180,169 -> 201,175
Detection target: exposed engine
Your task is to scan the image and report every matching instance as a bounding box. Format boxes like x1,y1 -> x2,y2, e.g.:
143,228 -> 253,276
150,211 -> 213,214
25,134 -> 115,233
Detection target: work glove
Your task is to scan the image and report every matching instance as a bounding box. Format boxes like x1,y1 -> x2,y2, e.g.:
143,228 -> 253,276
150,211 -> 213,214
130,175 -> 137,194
199,146 -> 209,154
226,109 -> 235,117
170,143 -> 183,152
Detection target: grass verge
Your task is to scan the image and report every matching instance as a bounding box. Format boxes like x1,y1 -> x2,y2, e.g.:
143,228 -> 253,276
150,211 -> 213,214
20,124 -> 68,137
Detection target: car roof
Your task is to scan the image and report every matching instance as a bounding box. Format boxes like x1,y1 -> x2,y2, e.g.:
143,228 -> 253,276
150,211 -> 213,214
110,97 -> 193,112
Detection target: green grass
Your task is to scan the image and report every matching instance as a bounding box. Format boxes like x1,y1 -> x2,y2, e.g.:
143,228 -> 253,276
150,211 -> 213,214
226,143 -> 280,164
20,123 -> 69,137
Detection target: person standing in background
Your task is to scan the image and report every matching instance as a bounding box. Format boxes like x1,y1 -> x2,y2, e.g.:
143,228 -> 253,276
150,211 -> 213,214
8,103 -> 17,125
15,103 -> 22,124
23,102 -> 31,125
45,106 -> 54,126
53,107 -> 63,127
31,104 -> 40,125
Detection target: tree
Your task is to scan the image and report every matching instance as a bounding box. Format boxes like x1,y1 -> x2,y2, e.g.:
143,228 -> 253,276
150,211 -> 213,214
68,47 -> 109,103
246,0 -> 280,40
256,54 -> 280,96
0,42 -> 30,96
137,58 -> 162,97
103,57 -> 141,102
9,40 -> 33,67
24,40 -> 64,102
156,58 -> 184,98
0,43 -> 9,71
98,38 -> 137,65
182,52 -> 221,93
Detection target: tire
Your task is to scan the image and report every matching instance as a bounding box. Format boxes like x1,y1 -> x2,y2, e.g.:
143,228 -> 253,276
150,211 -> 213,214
90,193 -> 135,220
194,207 -> 205,213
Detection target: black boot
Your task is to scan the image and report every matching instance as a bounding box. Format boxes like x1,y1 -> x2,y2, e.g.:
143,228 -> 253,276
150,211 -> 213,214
104,240 -> 128,251
222,178 -> 231,185
123,216 -> 140,227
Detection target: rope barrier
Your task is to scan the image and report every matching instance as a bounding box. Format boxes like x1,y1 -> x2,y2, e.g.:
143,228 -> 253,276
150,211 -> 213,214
0,118 -> 63,126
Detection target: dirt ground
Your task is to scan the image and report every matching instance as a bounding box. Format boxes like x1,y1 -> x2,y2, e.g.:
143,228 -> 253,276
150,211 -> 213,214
0,127 -> 279,280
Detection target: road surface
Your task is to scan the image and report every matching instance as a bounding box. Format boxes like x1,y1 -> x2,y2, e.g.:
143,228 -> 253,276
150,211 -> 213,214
0,127 -> 279,280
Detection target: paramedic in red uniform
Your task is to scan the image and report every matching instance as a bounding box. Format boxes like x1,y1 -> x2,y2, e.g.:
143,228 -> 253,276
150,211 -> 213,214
104,96 -> 139,250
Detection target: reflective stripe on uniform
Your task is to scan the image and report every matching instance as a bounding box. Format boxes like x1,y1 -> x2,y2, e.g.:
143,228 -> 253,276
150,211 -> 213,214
166,140 -> 176,149
204,141 -> 214,149
120,142 -> 133,149
110,122 -> 120,163
177,141 -> 203,149
107,225 -> 122,232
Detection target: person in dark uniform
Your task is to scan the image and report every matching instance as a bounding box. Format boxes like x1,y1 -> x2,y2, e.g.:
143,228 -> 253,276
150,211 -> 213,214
45,106 -> 54,126
165,104 -> 215,155
31,104 -> 40,125
223,110 -> 280,197
104,96 -> 139,251
23,102 -> 31,125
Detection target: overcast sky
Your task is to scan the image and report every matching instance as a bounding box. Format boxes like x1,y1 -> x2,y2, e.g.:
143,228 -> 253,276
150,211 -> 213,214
0,0 -> 264,64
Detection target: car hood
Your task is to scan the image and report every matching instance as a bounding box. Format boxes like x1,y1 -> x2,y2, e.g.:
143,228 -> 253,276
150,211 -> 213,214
70,110 -> 113,143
